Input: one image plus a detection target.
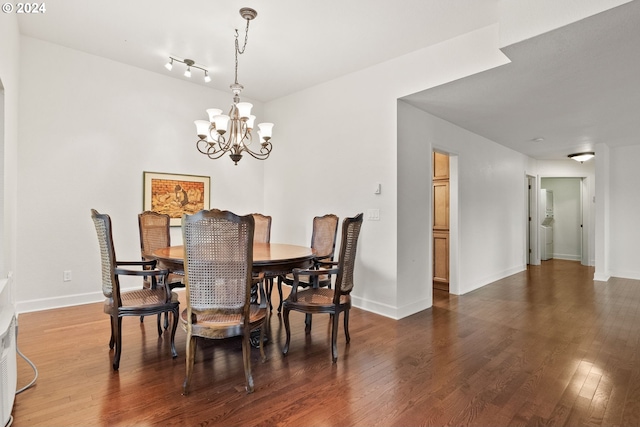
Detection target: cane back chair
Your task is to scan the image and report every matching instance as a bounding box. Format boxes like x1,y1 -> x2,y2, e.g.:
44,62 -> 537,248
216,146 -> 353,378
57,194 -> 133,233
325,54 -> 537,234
275,214 -> 339,312
138,211 -> 185,328
181,209 -> 267,395
250,213 -> 277,310
251,213 -> 272,244
282,213 -> 363,362
138,210 -> 184,290
91,209 -> 179,371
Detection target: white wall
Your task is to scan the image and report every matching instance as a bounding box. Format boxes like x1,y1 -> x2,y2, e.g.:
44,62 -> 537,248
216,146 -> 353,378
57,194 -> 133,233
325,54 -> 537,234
0,11 -> 19,284
609,144 -> 640,279
16,37 -> 266,312
405,105 -> 530,296
263,24 -> 520,319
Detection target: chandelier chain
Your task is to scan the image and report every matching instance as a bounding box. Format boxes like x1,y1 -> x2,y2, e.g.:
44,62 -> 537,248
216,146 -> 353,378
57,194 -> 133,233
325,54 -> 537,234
234,19 -> 251,85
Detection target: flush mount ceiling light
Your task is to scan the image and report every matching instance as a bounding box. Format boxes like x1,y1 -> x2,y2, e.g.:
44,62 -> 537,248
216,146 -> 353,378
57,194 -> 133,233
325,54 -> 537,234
568,152 -> 595,163
165,57 -> 211,83
193,7 -> 273,165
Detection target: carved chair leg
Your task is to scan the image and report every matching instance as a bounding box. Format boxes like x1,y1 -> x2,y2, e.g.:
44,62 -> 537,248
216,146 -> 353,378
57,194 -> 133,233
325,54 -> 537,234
266,278 -> 273,312
113,316 -> 123,370
305,313 -> 312,334
109,315 -> 115,349
277,276 -> 285,313
344,309 -> 350,343
331,311 -> 340,363
156,314 -> 163,337
183,334 -> 197,395
170,309 -> 178,358
242,330 -> 255,394
282,307 -> 291,355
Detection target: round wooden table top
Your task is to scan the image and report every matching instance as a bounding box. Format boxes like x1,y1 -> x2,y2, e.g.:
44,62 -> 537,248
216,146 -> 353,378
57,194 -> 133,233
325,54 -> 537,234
152,243 -> 314,267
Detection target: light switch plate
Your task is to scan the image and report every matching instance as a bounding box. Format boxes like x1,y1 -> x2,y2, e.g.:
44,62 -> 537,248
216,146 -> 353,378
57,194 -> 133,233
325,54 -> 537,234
367,209 -> 380,221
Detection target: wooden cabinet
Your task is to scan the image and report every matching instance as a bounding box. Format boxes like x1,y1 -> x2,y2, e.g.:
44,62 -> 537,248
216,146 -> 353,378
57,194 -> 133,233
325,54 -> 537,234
433,151 -> 450,180
433,231 -> 449,290
433,181 -> 449,230
433,152 -> 450,292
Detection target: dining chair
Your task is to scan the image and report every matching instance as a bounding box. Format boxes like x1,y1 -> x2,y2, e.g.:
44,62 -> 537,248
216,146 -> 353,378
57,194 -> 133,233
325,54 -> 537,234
181,209 -> 267,395
250,213 -> 275,309
275,214 -> 339,312
251,213 -> 272,244
138,210 -> 184,287
91,209 -> 179,371
138,211 -> 185,328
282,213 -> 363,363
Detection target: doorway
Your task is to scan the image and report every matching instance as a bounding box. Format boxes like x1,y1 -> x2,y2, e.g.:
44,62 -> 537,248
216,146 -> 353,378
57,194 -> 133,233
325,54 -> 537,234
432,151 -> 449,292
539,177 -> 586,264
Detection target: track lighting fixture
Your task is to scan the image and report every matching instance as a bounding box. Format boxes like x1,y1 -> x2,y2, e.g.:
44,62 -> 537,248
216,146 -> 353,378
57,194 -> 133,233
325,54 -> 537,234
165,57 -> 210,83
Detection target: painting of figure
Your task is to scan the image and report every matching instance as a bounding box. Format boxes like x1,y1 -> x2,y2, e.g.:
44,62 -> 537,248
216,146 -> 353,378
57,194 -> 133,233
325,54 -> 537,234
143,172 -> 210,226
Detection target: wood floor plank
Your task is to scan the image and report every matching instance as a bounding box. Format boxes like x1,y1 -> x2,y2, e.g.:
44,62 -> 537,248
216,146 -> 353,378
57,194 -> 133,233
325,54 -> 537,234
12,259 -> 640,426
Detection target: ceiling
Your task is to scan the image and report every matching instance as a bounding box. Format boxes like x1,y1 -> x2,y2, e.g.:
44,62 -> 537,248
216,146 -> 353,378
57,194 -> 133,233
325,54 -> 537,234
16,0 -> 496,102
17,1 -> 640,160
404,1 -> 640,160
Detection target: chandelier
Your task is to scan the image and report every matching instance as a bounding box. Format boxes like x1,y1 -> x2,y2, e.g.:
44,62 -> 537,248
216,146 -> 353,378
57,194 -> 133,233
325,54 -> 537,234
194,7 -> 273,165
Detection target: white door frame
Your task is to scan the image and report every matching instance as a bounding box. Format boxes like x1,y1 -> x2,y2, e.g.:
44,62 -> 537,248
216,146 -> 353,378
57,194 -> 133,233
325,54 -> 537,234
537,175 -> 589,265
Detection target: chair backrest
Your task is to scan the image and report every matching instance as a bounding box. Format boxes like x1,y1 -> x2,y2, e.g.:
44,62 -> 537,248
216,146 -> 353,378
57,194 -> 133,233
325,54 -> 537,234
333,213 -> 364,302
182,210 -> 255,313
251,213 -> 271,244
138,211 -> 171,259
91,209 -> 119,301
311,214 -> 339,261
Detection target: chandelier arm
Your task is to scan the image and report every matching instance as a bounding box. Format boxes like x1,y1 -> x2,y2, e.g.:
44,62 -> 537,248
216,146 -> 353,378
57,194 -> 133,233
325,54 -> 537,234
238,124 -> 252,148
195,139 -> 229,160
241,142 -> 272,160
209,128 -> 233,152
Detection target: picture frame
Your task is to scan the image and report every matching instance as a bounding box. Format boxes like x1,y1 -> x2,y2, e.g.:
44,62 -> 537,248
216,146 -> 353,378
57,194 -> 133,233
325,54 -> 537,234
143,171 -> 210,226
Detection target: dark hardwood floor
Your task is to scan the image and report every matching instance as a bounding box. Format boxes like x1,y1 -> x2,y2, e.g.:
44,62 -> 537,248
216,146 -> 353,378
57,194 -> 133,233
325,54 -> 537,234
10,259 -> 640,426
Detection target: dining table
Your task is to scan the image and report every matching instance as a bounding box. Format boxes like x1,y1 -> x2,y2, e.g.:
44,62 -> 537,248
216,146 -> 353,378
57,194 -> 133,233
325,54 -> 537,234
151,242 -> 315,277
151,242 -> 315,347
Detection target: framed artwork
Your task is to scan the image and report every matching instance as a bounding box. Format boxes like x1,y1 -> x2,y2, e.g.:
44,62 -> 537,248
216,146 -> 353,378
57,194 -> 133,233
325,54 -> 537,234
143,171 -> 210,226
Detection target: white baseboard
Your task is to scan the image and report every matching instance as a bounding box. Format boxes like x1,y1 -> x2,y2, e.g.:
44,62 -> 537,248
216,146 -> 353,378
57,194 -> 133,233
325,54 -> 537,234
351,295 -> 431,320
552,253 -> 582,261
15,285 -> 143,314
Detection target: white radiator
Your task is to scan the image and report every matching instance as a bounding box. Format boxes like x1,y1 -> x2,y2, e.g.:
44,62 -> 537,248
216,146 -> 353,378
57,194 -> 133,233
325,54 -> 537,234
0,274 -> 16,427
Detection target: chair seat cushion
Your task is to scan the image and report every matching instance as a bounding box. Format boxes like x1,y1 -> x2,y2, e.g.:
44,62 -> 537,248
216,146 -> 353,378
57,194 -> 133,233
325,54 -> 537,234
180,304 -> 267,338
287,287 -> 350,307
104,288 -> 178,313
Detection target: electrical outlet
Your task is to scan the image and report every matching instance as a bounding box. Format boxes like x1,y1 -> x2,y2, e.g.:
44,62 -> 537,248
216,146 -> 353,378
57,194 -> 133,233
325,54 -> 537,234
63,270 -> 72,282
